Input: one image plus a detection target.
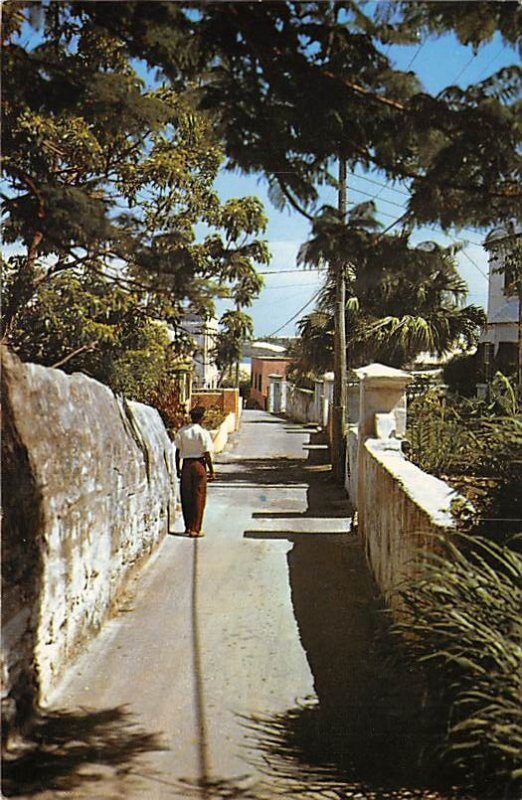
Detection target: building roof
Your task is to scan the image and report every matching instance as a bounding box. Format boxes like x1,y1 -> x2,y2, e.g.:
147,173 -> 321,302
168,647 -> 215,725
484,223 -> 522,248
353,363 -> 412,381
252,341 -> 287,353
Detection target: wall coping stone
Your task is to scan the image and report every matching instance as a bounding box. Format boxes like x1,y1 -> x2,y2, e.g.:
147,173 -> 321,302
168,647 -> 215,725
365,438 -> 458,529
354,363 -> 413,383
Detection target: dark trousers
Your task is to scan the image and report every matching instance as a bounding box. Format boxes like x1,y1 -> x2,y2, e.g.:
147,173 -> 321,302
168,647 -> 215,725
180,459 -> 207,533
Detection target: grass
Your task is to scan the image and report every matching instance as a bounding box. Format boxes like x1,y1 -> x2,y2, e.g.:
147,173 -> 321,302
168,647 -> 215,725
393,533 -> 522,799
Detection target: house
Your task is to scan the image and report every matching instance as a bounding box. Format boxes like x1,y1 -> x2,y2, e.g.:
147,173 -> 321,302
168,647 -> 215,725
478,226 -> 520,382
183,313 -> 219,389
243,339 -> 289,360
250,356 -> 292,409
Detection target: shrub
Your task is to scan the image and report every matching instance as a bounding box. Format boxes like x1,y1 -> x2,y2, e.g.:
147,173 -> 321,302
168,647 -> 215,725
406,373 -> 522,543
394,534 -> 522,798
145,382 -> 188,436
443,352 -> 481,397
407,377 -> 522,481
199,406 -> 227,431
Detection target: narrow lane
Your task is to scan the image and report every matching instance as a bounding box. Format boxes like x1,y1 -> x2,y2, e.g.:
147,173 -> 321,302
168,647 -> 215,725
9,411 -> 471,800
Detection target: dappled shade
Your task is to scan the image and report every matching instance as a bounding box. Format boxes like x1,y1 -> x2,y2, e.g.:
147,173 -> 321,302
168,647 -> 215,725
2,705 -> 167,797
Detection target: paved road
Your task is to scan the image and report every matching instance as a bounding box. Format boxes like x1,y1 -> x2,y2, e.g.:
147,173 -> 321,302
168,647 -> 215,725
8,411 -> 470,800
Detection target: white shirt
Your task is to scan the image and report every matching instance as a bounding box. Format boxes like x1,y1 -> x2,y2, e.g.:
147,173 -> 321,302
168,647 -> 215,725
174,423 -> 213,459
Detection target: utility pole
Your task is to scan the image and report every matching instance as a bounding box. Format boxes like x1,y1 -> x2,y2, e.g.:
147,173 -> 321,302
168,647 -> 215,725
332,157 -> 348,483
235,300 -> 241,390
512,229 -> 522,409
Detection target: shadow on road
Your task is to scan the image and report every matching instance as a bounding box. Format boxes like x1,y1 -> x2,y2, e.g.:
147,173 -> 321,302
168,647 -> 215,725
1,705 -> 167,797
215,457 -> 312,486
237,428 -> 468,800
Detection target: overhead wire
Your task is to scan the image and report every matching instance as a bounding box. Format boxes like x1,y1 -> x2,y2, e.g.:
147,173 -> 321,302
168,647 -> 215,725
355,173 -> 411,196
351,175 -> 486,244
453,51 -> 478,83
350,185 -> 408,210
405,41 -> 425,70
476,44 -> 508,81
461,249 -> 489,280
262,281 -> 323,289
259,268 -> 323,274
264,287 -> 323,337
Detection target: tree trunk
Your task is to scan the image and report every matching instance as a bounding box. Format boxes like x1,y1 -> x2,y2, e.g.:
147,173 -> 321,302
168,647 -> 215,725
332,158 -> 347,483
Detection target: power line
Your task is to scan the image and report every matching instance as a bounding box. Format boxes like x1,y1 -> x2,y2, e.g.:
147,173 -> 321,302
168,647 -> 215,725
259,268 -> 324,274
262,281 -> 323,290
261,290 -> 318,308
348,199 -> 403,221
461,249 -> 488,280
264,287 -> 323,337
453,52 -> 478,83
453,232 -> 484,247
350,185 -> 408,210
355,173 -> 410,197
406,41 -> 425,70
476,44 -> 508,81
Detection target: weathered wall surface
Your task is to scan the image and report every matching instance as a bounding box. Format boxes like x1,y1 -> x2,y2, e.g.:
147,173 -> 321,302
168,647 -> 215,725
192,388 -> 241,428
1,350 -> 176,734
286,386 -> 316,424
211,411 -> 237,454
250,357 -> 291,409
357,439 -> 457,615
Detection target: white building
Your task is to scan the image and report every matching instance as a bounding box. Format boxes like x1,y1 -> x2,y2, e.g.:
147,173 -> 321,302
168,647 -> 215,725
184,313 -> 219,389
479,226 -> 520,381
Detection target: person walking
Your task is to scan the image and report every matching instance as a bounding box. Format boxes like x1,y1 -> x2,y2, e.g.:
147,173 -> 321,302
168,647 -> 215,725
174,406 -> 215,538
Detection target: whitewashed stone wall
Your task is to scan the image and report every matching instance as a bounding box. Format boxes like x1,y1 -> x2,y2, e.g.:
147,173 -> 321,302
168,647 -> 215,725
1,350 -> 176,734
344,363 -> 461,618
358,439 -> 457,614
211,411 -> 237,453
286,385 -> 316,424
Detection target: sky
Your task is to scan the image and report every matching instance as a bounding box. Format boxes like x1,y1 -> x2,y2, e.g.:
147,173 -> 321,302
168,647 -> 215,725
214,29 -> 517,338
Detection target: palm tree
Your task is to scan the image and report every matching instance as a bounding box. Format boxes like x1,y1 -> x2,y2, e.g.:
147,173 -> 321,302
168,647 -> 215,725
292,202 -> 485,375
214,309 -> 254,387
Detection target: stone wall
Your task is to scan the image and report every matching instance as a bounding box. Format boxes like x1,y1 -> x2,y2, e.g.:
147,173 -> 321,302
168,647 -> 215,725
285,385 -> 316,424
192,388 -> 241,428
358,439 -> 457,615
211,411 -> 237,454
343,363 -> 461,619
1,350 -> 176,737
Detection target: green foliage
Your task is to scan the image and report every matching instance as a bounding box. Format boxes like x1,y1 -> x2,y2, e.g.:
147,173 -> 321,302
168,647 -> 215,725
197,406 -> 227,432
383,2 -> 521,50
394,533 -> 522,798
213,309 -> 254,382
443,352 -> 482,397
407,374 -> 522,543
292,202 -> 485,375
117,1 -> 520,229
20,0 -> 518,232
2,4 -> 268,343
407,376 -> 522,479
5,266 -> 178,403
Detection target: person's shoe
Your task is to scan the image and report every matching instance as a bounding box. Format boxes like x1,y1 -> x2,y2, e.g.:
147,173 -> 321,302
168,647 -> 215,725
184,529 -> 193,536
190,530 -> 205,538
